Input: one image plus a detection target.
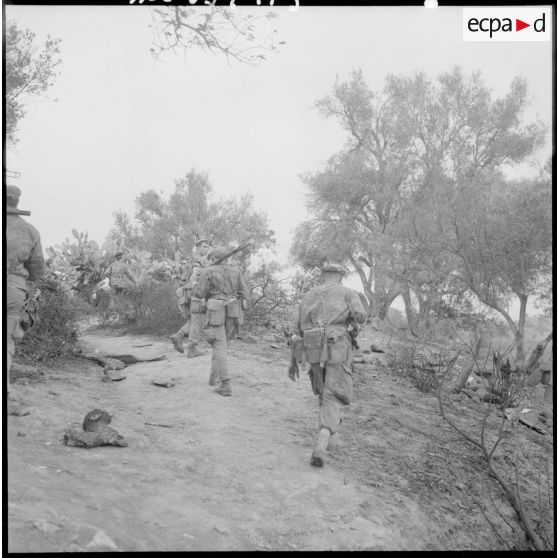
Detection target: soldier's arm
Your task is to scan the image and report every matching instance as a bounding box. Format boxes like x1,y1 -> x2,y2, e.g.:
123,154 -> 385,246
295,303 -> 303,336
25,236 -> 45,282
347,289 -> 367,323
237,273 -> 250,306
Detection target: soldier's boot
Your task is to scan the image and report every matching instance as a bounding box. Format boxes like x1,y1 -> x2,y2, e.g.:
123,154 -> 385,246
170,332 -> 185,354
208,369 -> 220,386
214,379 -> 232,396
186,342 -> 205,359
310,428 -> 331,467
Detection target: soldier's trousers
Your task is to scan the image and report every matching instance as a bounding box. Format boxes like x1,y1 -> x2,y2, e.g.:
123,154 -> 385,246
7,286 -> 27,383
319,336 -> 354,434
202,323 -> 230,382
185,312 -> 205,345
225,317 -> 238,343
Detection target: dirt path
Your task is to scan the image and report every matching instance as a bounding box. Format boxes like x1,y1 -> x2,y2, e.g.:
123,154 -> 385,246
6,330 -> 552,551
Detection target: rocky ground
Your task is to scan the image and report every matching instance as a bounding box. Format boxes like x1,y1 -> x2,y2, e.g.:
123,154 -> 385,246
6,326 -> 554,551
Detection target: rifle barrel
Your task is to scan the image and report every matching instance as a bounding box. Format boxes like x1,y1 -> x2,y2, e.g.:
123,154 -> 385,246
6,210 -> 31,216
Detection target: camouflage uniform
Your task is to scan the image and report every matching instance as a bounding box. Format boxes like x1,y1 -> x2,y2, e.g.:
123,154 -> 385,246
194,261 -> 249,394
292,263 -> 365,466
6,187 -> 45,385
171,247 -> 210,357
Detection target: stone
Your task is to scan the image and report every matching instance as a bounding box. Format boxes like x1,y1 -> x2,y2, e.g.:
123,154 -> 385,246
151,379 -> 175,388
86,529 -> 118,550
213,524 -> 231,535
7,403 -> 30,416
63,426 -> 128,448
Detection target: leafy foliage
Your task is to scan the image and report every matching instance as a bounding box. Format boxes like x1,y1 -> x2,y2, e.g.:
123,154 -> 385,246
110,281 -> 184,335
292,66 -> 550,358
16,276 -> 79,361
109,169 -> 271,261
5,19 -> 61,144
243,262 -> 293,331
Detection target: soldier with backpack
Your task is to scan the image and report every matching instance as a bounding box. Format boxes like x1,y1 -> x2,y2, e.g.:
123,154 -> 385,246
6,185 -> 45,403
287,263 -> 366,467
170,238 -> 212,358
193,247 -> 250,396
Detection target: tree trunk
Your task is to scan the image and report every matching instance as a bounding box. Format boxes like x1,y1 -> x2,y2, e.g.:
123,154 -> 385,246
524,331 -> 553,385
377,292 -> 399,321
358,291 -> 371,317
514,294 -> 528,365
400,288 -> 417,335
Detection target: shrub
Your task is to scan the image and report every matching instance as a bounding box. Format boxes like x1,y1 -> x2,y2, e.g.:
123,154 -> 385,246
387,342 -> 452,393
111,280 -> 184,335
15,276 -> 80,361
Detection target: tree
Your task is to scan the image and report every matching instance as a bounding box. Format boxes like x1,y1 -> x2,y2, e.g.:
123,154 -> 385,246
391,68 -> 549,361
109,169 -> 271,261
5,19 -> 61,144
291,71 -> 417,321
412,172 -> 552,363
293,67 -> 550,348
148,5 -> 284,65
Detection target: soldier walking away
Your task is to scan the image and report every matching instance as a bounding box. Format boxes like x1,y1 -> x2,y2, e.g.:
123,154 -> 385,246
5,185 -> 45,406
104,251 -> 137,295
193,247 -> 250,395
170,238 -> 211,358
287,263 -> 365,467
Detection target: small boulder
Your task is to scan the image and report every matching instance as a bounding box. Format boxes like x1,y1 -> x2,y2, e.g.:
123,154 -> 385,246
63,426 -> 128,448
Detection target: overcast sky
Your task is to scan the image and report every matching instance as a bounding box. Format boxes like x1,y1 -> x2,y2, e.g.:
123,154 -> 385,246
5,4 -> 553,274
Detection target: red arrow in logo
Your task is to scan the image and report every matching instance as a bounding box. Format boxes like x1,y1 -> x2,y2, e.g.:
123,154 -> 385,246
516,19 -> 530,31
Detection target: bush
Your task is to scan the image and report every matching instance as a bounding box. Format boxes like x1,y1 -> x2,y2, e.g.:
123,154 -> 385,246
387,342 -> 451,393
243,262 -> 293,333
111,280 -> 184,335
16,277 -> 80,361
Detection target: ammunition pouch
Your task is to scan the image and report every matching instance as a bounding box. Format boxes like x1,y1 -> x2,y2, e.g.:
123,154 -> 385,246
189,296 -> 206,314
176,285 -> 192,306
303,327 -> 325,364
225,298 -> 241,319
206,298 -> 226,326
20,297 -> 40,332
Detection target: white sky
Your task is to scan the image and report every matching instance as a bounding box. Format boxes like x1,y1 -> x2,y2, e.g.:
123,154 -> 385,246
4,4 -> 553,310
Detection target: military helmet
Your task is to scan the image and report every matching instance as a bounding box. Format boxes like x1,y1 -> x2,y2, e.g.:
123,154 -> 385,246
195,238 -> 211,247
321,263 -> 347,276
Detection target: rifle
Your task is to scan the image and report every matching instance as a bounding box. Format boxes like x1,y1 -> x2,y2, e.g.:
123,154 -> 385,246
346,315 -> 360,350
6,210 -> 31,216
211,240 -> 255,265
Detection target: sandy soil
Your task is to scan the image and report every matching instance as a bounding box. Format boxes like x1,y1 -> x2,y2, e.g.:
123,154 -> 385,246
6,328 -> 554,551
